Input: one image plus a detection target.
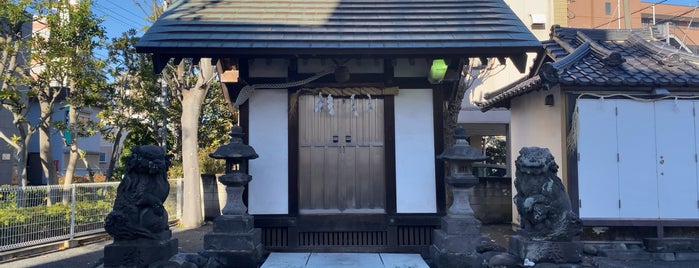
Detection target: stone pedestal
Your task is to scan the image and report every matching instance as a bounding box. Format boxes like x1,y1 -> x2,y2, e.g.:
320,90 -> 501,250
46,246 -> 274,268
508,235 -> 583,263
203,215 -> 263,268
430,216 -> 484,268
104,231 -> 178,268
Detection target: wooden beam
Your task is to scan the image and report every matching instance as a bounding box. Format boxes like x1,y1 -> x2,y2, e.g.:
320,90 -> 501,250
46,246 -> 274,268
216,58 -> 240,83
383,58 -> 394,84
216,58 -> 239,114
511,53 -> 528,73
152,54 -> 170,74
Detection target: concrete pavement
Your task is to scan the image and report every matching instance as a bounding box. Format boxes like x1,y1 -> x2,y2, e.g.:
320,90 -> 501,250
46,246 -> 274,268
4,223 -> 699,268
0,223 -> 212,268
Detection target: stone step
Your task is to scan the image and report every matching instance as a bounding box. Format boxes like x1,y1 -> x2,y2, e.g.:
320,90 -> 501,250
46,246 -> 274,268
644,238 -> 699,253
261,252 -> 429,268
597,248 -> 676,261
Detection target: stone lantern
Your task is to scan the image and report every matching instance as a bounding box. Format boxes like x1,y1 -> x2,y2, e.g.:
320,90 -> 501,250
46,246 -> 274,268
203,126 -> 263,268
430,127 -> 489,268
437,127 -> 488,216
209,125 -> 258,215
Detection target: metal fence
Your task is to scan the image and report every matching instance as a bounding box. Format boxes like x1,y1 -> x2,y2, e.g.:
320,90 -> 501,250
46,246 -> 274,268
0,179 -> 182,251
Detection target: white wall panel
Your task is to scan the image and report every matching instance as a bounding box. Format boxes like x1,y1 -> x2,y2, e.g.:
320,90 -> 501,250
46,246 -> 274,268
394,89 -> 436,213
655,100 -> 698,218
248,89 -> 289,214
695,101 -> 699,217
577,99 -> 619,218
616,100 -> 658,218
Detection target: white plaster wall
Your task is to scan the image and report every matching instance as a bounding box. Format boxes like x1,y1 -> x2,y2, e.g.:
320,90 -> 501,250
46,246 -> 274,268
394,88 -> 437,213
509,86 -> 566,225
504,0 -> 556,40
248,89 -> 289,214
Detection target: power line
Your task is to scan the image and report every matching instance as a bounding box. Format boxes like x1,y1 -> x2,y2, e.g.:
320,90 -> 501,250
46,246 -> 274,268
101,0 -> 144,20
655,8 -> 696,25
594,0 -> 669,29
93,2 -> 142,28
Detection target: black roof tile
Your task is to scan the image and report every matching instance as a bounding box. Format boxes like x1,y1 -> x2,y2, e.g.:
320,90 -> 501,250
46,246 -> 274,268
136,0 -> 540,58
480,24 -> 699,110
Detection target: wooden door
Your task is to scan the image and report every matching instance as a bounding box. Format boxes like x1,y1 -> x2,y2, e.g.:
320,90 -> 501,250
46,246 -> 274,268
298,94 -> 385,214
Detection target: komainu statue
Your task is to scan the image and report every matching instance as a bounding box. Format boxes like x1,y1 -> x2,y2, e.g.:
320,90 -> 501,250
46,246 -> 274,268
513,147 -> 581,241
105,145 -> 171,240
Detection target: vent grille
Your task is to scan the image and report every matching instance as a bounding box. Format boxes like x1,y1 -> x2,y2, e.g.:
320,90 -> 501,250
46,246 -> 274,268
299,231 -> 387,246
262,227 -> 288,247
397,226 -> 433,246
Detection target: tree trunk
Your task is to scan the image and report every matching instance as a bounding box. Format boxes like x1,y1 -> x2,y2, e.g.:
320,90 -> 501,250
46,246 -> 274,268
39,101 -> 57,206
15,134 -> 30,208
106,127 -> 123,181
17,135 -> 30,187
16,149 -> 27,187
63,105 -> 80,205
444,75 -> 470,147
180,90 -> 207,227
39,102 -> 57,185
178,58 -> 214,228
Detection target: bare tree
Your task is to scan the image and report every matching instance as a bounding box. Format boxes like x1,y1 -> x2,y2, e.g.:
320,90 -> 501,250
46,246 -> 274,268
161,58 -> 216,227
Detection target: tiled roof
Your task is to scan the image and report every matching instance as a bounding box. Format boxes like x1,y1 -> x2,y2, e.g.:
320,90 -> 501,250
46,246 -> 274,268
480,25 -> 699,110
136,0 -> 540,58
478,76 -> 542,110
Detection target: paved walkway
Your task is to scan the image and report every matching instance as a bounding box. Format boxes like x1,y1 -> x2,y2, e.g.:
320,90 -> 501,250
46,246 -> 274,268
4,223 -> 699,268
0,224 -> 212,268
261,253 -> 428,268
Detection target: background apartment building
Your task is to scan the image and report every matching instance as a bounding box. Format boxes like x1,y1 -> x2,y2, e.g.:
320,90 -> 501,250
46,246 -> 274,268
568,0 -> 699,51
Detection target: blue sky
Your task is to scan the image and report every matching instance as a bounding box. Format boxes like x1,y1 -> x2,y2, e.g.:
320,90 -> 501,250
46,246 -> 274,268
92,0 -> 699,57
92,0 -> 150,58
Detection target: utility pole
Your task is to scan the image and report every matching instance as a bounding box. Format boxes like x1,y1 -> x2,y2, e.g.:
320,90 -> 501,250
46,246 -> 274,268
623,0 -> 631,29
617,0 -> 622,29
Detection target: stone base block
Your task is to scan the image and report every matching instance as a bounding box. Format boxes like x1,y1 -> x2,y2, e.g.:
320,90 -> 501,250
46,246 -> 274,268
675,252 -> 699,261
201,244 -> 264,268
439,216 -> 482,235
212,215 -> 255,233
204,228 -> 261,251
644,237 -> 699,253
432,229 -> 482,252
429,245 -> 480,268
104,238 -> 178,268
597,248 -> 676,261
508,235 -> 582,263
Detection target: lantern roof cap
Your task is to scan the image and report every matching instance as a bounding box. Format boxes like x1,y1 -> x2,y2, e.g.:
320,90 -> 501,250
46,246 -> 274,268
437,128 -> 488,161
210,126 -> 259,160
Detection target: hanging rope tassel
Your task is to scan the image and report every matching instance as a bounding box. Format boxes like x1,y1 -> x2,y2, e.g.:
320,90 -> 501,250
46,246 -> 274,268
314,92 -> 324,113
234,68 -> 334,109
350,94 -> 358,117
327,94 -> 335,116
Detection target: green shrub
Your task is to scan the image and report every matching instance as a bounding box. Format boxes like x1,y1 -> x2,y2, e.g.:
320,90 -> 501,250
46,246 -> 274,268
199,145 -> 225,174
0,187 -> 50,209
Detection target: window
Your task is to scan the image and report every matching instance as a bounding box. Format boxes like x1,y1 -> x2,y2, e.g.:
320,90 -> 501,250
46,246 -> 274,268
605,2 -> 611,15
99,152 -> 107,163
